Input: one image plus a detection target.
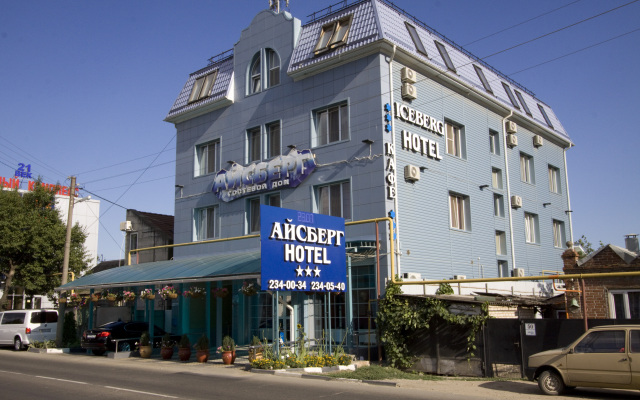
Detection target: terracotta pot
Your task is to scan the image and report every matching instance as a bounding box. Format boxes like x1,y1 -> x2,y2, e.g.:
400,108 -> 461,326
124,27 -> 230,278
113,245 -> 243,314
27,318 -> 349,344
178,347 -> 191,361
196,349 -> 209,363
222,351 -> 234,365
161,347 -> 174,360
139,345 -> 153,358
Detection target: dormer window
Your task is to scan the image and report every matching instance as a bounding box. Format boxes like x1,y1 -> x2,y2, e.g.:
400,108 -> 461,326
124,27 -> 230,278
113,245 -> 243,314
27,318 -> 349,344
314,15 -> 353,55
434,41 -> 456,73
538,104 -> 554,128
502,82 -> 521,110
473,65 -> 492,94
405,22 -> 428,57
188,71 -> 217,103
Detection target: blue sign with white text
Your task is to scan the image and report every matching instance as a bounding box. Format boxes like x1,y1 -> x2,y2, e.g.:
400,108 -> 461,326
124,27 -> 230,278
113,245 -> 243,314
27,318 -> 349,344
260,205 -> 346,292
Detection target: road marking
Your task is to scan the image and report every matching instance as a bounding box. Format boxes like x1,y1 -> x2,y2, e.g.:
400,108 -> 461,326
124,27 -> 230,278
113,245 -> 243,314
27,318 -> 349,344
104,386 -> 179,398
35,376 -> 88,385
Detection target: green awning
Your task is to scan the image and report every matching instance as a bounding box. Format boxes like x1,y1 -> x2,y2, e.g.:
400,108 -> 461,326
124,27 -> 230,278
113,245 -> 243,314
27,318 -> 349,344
56,251 -> 260,291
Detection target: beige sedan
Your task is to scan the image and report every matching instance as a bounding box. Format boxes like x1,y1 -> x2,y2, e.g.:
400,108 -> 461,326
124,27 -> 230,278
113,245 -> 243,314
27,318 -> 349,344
528,325 -> 640,395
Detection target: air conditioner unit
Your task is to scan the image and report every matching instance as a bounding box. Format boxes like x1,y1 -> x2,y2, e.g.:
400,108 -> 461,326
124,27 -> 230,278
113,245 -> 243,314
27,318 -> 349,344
511,195 -> 523,209
401,67 -> 417,84
401,83 -> 417,100
120,221 -> 132,232
404,164 -> 420,181
512,268 -> 525,277
453,275 -> 466,280
533,135 -> 544,147
506,121 -> 517,134
506,133 -> 518,148
402,272 -> 421,280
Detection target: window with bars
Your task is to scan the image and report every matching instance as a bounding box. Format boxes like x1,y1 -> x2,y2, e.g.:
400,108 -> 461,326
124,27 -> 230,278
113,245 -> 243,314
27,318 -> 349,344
195,140 -> 220,177
195,206 -> 219,240
317,181 -> 351,220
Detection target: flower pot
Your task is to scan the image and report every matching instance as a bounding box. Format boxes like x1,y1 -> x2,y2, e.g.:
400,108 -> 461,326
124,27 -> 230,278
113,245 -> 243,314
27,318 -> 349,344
161,347 -> 174,360
167,293 -> 178,299
139,345 -> 153,358
106,295 -> 116,301
222,351 -> 234,365
178,347 -> 191,361
144,294 -> 156,300
90,295 -> 100,302
196,349 -> 209,363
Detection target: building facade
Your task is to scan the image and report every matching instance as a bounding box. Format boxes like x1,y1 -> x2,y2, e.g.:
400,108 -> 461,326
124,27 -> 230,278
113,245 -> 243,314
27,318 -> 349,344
162,0 -> 574,344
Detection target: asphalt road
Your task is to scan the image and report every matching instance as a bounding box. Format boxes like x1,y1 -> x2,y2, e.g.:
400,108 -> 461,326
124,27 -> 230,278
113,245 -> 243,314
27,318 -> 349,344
1,349 -> 639,400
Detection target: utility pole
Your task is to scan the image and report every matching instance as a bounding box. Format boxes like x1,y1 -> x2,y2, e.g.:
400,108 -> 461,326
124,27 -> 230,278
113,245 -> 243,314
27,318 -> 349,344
56,176 -> 75,347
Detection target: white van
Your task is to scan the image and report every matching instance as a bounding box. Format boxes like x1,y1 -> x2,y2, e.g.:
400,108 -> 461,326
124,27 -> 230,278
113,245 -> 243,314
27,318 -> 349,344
0,309 -> 58,350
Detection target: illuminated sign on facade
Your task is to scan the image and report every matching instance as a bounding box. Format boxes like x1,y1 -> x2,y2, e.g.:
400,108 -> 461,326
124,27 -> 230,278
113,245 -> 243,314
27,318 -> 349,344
212,149 -> 316,202
260,205 -> 346,292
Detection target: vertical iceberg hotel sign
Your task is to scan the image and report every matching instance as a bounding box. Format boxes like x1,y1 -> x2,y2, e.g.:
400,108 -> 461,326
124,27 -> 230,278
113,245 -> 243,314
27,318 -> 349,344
261,205 -> 346,292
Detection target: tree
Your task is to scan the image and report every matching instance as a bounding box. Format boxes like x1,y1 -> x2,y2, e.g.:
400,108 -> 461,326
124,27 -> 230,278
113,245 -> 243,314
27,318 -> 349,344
0,182 -> 90,309
573,235 -> 604,259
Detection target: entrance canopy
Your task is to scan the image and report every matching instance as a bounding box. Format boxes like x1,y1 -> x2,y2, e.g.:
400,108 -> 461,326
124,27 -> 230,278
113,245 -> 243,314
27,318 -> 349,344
56,251 -> 260,291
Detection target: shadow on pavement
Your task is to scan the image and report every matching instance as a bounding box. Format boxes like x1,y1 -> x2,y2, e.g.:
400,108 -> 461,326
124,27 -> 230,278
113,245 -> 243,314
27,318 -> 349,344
479,381 -> 640,399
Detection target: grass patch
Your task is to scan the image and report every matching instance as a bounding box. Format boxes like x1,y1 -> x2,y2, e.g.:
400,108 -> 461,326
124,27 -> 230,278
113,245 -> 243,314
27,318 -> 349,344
326,365 -> 443,381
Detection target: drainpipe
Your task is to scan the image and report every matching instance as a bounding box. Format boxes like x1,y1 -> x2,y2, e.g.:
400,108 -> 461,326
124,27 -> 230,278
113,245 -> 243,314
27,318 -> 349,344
388,44 -> 402,276
563,146 -> 574,244
502,111 -> 517,271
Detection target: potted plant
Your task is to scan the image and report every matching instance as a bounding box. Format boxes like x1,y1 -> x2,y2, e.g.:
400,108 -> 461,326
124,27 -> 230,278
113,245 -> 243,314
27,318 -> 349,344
89,292 -> 101,302
239,281 -> 259,296
122,290 -> 136,302
183,287 -> 206,299
178,334 -> 191,361
140,288 -> 155,300
161,333 -> 175,360
138,331 -> 152,358
103,289 -> 116,302
219,335 -> 235,365
68,293 -> 81,307
158,285 -> 178,300
212,287 -> 229,298
248,335 -> 263,362
194,334 -> 210,363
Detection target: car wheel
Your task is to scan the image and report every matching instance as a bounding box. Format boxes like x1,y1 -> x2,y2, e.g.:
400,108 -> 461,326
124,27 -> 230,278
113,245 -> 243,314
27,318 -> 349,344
538,370 -> 565,396
118,342 -> 131,352
13,337 -> 23,351
92,349 -> 106,356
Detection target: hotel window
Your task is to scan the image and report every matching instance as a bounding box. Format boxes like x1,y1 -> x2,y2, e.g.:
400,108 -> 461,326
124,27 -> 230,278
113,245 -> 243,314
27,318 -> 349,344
609,290 -> 640,319
553,220 -> 565,248
495,231 -> 507,255
266,121 -> 281,158
494,194 -> 504,218
514,90 -> 532,116
247,127 -> 261,163
188,70 -> 217,103
266,48 -> 280,87
249,53 -> 261,94
498,260 -> 509,278
525,213 -> 539,244
267,193 -> 281,208
445,121 -> 465,158
538,104 -> 554,128
248,197 -> 261,233
317,181 -> 351,220
195,140 -> 220,177
449,193 -> 470,231
492,168 -> 503,189
502,82 -> 521,109
314,103 -> 348,146
405,22 -> 428,57
520,153 -> 534,184
435,41 -> 456,72
195,206 -> 219,240
473,65 -> 493,94
489,130 -> 500,155
548,165 -> 561,193
314,15 -> 353,55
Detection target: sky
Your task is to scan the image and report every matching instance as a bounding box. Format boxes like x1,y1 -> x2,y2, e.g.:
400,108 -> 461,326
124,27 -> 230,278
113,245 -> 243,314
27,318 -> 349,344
1,0 -> 639,262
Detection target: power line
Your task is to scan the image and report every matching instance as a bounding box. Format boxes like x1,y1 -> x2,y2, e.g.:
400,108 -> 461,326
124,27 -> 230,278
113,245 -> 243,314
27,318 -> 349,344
81,160 -> 174,184
72,146 -> 175,176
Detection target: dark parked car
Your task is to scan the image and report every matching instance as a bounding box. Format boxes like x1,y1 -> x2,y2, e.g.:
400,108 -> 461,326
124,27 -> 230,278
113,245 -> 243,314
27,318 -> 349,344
81,321 -> 180,355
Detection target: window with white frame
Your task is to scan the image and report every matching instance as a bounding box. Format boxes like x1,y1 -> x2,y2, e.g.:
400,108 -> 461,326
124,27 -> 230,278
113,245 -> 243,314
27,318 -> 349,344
267,193 -> 281,208
553,220 -> 565,248
314,103 -> 348,146
314,15 -> 353,55
492,168 -> 503,189
548,165 -> 561,193
188,70 -> 218,103
449,193 -> 470,231
498,260 -> 509,278
489,130 -> 500,155
610,290 -> 640,319
525,213 -> 539,244
520,153 -> 534,184
266,48 -> 280,88
195,140 -> 220,177
495,231 -> 507,255
317,181 -> 351,220
445,121 -> 464,158
248,197 -> 261,233
249,53 -> 261,95
247,127 -> 261,163
266,121 -> 281,158
494,194 -> 504,218
195,205 -> 219,240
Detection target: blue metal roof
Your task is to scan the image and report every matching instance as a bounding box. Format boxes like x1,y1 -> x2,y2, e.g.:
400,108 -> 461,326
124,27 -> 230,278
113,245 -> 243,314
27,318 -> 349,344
57,251 -> 260,291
